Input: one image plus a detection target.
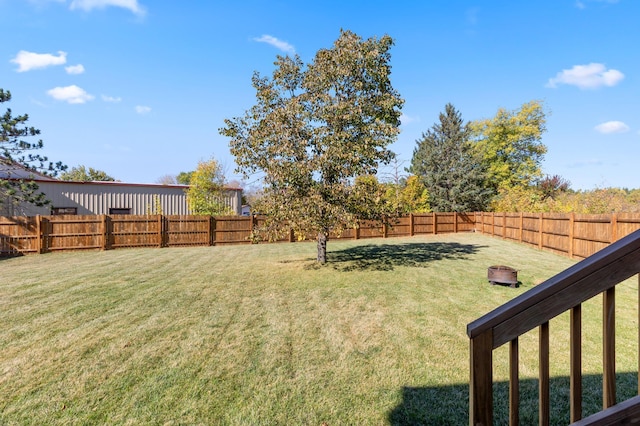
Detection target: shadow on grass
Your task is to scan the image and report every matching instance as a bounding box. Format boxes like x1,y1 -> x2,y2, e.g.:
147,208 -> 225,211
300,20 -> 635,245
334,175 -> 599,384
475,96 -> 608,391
388,372 -> 638,425
325,242 -> 487,272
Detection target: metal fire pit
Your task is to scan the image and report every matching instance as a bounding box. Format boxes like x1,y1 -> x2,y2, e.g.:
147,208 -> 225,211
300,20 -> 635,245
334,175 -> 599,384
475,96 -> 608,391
488,265 -> 518,288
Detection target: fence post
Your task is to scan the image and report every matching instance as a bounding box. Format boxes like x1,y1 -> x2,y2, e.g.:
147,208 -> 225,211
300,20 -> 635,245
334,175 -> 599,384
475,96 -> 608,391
539,213 -> 544,250
519,212 -> 524,243
611,213 -> 618,243
157,214 -> 163,248
409,213 -> 414,237
36,215 -> 42,254
383,221 -> 388,238
569,213 -> 575,258
289,228 -> 295,243
101,214 -> 107,250
433,212 -> 437,235
210,216 -> 216,246
355,224 -> 360,240
491,212 -> 495,237
502,212 -> 506,239
454,212 -> 458,233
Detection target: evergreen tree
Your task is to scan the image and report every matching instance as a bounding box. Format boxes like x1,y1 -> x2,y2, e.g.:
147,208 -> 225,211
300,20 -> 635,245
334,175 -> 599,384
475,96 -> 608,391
1,88 -> 66,209
409,103 -> 491,212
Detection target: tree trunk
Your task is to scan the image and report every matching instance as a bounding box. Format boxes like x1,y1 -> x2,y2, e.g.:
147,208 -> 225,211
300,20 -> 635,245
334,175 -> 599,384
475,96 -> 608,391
317,230 -> 328,264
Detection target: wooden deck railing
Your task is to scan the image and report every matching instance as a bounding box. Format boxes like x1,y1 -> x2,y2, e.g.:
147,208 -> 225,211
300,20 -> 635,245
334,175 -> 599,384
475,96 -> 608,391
467,228 -> 640,425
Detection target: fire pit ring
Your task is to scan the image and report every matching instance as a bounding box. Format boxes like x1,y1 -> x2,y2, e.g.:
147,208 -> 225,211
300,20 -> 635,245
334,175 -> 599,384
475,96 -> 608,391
488,265 -> 518,288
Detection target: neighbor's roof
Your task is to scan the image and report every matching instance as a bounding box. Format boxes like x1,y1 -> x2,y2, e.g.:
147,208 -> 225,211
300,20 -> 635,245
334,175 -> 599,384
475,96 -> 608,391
0,158 -> 58,181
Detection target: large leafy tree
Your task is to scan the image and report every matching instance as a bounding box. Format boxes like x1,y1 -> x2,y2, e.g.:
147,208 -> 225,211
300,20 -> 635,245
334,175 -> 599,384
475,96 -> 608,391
1,89 -> 66,210
186,158 -> 233,216
470,100 -> 547,192
221,30 -> 404,263
60,165 -> 115,182
409,103 -> 491,212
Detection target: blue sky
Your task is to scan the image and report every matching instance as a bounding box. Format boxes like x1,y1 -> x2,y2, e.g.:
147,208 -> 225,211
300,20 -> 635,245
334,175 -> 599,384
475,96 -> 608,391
2,0 -> 638,190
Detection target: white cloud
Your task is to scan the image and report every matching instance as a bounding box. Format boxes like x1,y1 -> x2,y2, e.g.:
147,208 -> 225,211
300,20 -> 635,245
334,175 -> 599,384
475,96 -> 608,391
135,105 -> 151,114
576,0 -> 620,7
11,50 -> 67,72
102,94 -> 122,103
65,64 -> 85,74
47,85 -> 94,104
69,0 -> 146,16
546,63 -> 624,89
595,121 -> 630,134
253,35 -> 295,54
567,159 -> 604,168
400,113 -> 419,125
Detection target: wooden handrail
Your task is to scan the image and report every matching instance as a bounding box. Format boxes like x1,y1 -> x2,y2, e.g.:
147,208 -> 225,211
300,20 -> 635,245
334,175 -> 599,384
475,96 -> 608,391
468,228 -> 640,425
571,394 -> 640,425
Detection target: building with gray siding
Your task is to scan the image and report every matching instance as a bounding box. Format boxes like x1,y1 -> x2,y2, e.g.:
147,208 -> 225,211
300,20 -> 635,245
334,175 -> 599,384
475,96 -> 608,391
0,179 -> 243,216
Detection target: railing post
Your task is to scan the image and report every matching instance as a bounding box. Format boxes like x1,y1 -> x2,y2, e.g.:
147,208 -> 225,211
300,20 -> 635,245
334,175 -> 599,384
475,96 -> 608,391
470,330 -> 493,426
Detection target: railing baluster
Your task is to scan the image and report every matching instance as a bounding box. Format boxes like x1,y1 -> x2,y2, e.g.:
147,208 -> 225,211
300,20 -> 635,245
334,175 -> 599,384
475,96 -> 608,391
603,287 -> 616,408
571,304 -> 583,422
539,321 -> 550,426
510,337 -> 519,426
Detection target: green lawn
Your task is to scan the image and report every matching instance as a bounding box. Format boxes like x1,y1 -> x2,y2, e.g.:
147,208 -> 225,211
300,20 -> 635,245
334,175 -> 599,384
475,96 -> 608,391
1,233 -> 637,425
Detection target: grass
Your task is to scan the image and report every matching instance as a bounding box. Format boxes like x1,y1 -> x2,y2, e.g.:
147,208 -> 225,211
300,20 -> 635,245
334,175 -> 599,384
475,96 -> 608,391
0,233 -> 638,425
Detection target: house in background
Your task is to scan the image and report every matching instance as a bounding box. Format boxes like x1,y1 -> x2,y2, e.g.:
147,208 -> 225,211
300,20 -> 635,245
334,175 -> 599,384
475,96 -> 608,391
0,166 -> 243,216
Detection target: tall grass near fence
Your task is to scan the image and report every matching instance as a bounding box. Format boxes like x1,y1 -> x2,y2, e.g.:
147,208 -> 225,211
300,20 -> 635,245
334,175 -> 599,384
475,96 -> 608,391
2,234 -> 638,424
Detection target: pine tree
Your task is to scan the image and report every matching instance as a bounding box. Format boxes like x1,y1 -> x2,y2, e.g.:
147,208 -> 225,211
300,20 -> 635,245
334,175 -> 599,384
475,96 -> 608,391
409,103 -> 491,212
1,88 -> 66,210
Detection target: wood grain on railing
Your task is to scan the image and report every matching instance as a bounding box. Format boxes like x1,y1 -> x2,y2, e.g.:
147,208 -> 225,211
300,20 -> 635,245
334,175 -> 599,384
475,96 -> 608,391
571,304 -> 582,422
468,229 -> 640,425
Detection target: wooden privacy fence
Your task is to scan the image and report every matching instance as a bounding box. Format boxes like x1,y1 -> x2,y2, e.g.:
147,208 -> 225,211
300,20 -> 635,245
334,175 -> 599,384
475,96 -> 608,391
0,212 -> 473,255
475,212 -> 640,259
5,211 -> 640,257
